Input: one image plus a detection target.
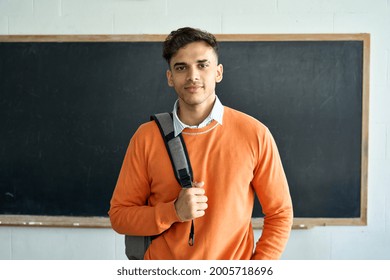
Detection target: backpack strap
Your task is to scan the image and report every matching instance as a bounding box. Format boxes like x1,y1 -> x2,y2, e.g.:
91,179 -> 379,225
151,112 -> 195,246
151,113 -> 193,189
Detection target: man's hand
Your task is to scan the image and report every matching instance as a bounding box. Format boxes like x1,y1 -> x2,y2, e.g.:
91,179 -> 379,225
174,181 -> 208,222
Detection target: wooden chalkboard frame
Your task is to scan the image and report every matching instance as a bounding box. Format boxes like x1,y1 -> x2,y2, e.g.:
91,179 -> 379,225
0,34 -> 369,229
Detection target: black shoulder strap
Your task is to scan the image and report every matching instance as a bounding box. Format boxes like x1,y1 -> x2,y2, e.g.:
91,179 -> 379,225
151,112 -> 195,246
151,112 -> 193,189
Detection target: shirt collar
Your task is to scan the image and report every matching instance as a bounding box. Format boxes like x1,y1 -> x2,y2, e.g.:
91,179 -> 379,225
172,95 -> 224,136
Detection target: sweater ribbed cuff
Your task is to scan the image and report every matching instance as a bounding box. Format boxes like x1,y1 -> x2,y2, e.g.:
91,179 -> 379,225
155,200 -> 181,231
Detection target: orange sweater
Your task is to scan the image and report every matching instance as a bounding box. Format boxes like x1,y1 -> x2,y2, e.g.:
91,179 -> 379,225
109,107 -> 293,260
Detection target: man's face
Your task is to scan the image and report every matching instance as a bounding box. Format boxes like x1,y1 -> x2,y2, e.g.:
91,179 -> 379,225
166,41 -> 223,110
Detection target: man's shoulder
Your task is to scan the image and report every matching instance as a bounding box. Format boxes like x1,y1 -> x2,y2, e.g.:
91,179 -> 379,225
223,106 -> 268,132
132,119 -> 160,139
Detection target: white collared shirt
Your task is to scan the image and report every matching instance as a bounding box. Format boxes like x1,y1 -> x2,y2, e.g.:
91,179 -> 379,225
172,95 -> 224,137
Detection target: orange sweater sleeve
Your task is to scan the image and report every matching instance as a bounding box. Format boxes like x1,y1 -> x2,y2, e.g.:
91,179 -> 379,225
251,128 -> 293,260
108,124 -> 181,236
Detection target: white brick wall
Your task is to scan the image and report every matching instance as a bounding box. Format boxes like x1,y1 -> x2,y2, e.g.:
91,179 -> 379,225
222,12 -> 334,33
0,0 -> 33,16
0,0 -> 389,260
277,0 -> 388,13
0,16 -> 8,33
34,0 -> 61,16
388,126 -> 390,159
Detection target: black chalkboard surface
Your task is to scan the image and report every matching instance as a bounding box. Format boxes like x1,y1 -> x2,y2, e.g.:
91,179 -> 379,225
0,35 -> 369,228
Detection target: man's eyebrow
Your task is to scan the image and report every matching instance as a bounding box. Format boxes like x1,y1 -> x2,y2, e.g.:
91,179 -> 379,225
172,59 -> 211,69
173,62 -> 187,67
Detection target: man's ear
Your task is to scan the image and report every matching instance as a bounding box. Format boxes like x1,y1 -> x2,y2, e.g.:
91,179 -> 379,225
216,64 -> 223,83
166,69 -> 174,87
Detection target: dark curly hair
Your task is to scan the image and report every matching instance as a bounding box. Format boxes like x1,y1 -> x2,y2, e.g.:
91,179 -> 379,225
162,27 -> 219,65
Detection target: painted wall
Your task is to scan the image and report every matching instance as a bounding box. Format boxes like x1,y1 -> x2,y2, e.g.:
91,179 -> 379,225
0,0 -> 389,260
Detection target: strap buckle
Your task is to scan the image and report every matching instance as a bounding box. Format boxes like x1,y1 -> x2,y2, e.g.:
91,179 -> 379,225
178,168 -> 192,188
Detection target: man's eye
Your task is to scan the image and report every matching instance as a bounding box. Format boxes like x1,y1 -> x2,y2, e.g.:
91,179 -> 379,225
175,66 -> 186,71
199,63 -> 209,69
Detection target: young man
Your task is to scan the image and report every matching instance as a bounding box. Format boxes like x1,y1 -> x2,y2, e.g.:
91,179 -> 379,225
109,27 -> 293,260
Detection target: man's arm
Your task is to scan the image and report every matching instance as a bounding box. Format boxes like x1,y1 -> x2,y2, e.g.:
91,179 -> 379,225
251,128 -> 293,260
109,126 -> 181,236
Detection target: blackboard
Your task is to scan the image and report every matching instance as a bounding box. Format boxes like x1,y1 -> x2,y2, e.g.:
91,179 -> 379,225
0,34 -> 369,229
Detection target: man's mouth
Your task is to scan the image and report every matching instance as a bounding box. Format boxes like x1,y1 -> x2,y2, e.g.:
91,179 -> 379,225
184,84 -> 203,92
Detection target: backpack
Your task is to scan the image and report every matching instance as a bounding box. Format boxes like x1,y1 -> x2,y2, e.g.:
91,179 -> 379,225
125,112 -> 194,260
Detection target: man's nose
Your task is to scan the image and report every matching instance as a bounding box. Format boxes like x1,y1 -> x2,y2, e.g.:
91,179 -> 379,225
186,66 -> 200,82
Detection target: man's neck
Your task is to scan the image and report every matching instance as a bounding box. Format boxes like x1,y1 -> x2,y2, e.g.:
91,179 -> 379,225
178,97 -> 216,126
